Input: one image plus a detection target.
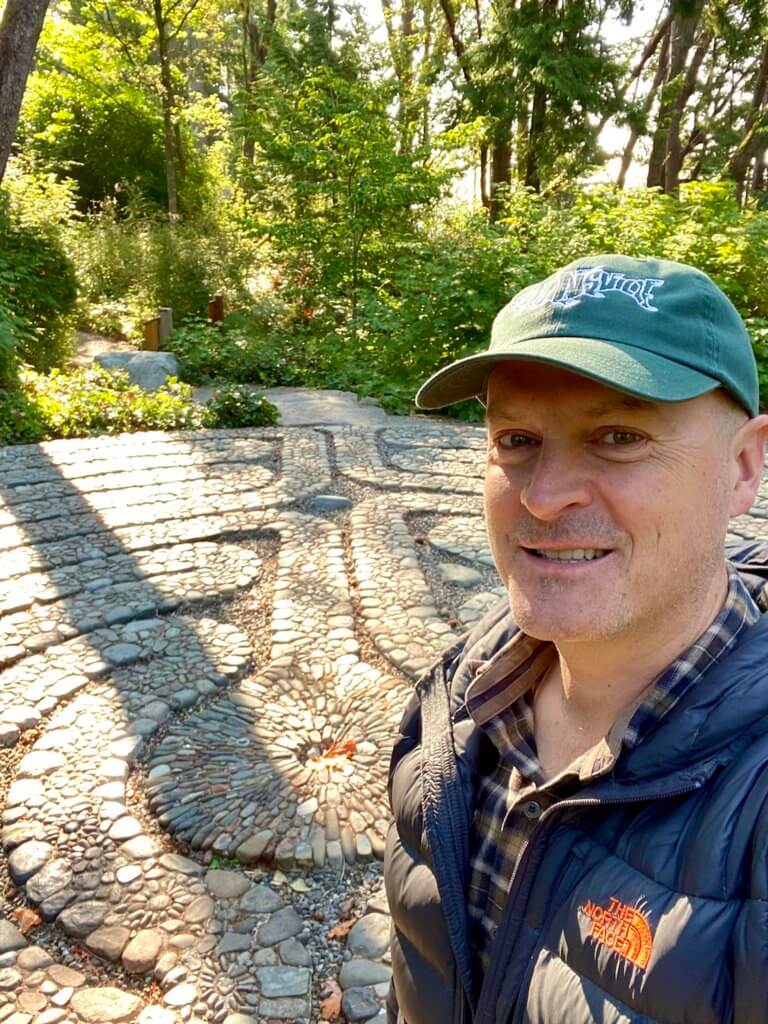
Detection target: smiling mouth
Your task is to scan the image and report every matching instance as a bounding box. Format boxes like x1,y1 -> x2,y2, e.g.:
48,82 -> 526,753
523,547 -> 612,563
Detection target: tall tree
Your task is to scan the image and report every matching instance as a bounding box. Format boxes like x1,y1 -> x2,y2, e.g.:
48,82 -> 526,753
0,0 -> 51,182
439,0 -> 631,215
615,0 -> 768,197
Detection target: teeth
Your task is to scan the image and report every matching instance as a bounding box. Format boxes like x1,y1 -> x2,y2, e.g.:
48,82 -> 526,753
534,548 -> 606,561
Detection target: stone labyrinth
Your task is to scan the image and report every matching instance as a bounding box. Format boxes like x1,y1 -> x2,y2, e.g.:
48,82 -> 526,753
0,419 -> 766,1024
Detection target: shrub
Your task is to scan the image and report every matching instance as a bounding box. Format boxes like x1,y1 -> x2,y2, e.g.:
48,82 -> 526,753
0,191 -> 78,372
0,366 -> 206,445
69,203 -> 266,338
165,315 -> 308,387
0,387 -> 49,445
203,384 -> 280,428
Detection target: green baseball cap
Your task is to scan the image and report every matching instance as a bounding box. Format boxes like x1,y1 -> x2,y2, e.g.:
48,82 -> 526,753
416,254 -> 759,416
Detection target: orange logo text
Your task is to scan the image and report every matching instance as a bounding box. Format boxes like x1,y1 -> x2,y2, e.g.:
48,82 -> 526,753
580,897 -> 653,969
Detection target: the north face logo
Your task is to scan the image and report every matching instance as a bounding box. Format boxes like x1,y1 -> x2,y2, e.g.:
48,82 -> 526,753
510,266 -> 665,313
580,896 -> 653,969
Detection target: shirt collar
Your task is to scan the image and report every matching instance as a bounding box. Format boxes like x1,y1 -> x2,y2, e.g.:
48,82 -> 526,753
463,563 -> 763,779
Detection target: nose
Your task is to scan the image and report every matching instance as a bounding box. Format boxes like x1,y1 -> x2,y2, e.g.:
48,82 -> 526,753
519,443 -> 593,521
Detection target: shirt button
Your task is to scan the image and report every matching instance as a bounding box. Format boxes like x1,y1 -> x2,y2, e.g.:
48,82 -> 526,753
523,800 -> 542,820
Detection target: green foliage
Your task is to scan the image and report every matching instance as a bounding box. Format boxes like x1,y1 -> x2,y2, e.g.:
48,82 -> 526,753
471,0 -> 631,188
746,319 -> 768,410
164,313 -> 308,386
158,184 -> 768,415
0,187 -> 78,373
499,181 -> 768,322
0,321 -> 19,390
241,49 -> 447,320
0,387 -> 50,446
203,384 -> 280,428
19,3 -> 223,215
70,204 -> 259,336
0,365 -> 206,445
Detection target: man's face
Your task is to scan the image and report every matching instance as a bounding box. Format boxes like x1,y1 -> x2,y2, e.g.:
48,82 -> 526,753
484,362 -> 739,647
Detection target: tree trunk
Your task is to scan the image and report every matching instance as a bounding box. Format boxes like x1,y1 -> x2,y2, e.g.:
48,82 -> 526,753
241,0 -> 276,162
524,82 -> 547,191
0,0 -> 51,183
663,30 -> 710,193
489,131 -> 511,222
752,153 -> 767,197
153,0 -> 178,217
728,37 -> 768,205
646,20 -> 671,188
479,144 -> 489,209
647,4 -> 703,192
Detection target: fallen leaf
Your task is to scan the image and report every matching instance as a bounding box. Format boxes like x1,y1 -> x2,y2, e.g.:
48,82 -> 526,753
320,978 -> 343,1021
328,917 -> 357,941
11,907 -> 42,935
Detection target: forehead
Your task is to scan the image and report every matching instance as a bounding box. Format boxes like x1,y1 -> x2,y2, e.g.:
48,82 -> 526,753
485,361 -> 664,420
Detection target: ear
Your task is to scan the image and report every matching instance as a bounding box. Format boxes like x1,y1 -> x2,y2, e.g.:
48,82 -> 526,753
729,413 -> 768,517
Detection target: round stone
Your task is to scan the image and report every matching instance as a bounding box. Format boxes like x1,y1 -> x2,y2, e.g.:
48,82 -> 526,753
138,1008 -> 177,1024
240,884 -> 284,915
48,963 -> 86,987
18,990 -> 47,1013
8,839 -> 54,883
17,750 -> 65,778
183,896 -> 214,923
341,986 -> 381,1022
70,987 -> 142,1022
86,926 -> 131,962
58,899 -> 109,938
109,817 -> 143,841
278,937 -> 311,967
347,914 -> 391,958
103,643 -> 142,667
122,929 -> 164,973
0,966 -> 22,991
26,857 -> 73,903
16,945 -> 54,970
163,982 -> 198,1007
116,865 -> 142,884
340,959 -> 393,989
120,836 -> 162,859
257,906 -> 303,946
439,563 -> 485,587
204,869 -> 250,899
0,920 -> 26,953
234,830 -> 274,864
158,853 -> 201,875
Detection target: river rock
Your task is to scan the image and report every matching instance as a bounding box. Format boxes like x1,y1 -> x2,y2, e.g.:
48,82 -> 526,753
70,986 -> 142,1022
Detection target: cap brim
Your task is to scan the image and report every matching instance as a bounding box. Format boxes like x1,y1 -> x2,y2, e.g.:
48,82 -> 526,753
415,337 -> 721,409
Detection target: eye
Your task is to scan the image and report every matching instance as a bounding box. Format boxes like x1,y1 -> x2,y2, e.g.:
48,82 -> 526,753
599,429 -> 646,446
495,431 -> 539,450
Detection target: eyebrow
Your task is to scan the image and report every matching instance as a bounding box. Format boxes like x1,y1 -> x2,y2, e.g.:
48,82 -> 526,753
582,396 -> 659,417
486,394 -> 659,423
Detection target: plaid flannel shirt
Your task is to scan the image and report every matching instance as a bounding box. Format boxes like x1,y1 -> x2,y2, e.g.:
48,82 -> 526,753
463,564 -> 768,983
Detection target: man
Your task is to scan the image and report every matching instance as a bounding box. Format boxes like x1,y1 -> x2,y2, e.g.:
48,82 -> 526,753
384,254 -> 768,1024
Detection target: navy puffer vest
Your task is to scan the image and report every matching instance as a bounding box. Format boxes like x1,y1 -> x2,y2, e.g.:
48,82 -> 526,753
385,547 -> 768,1024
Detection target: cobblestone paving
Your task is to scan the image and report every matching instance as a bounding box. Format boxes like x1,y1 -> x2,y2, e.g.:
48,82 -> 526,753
0,421 -> 766,1024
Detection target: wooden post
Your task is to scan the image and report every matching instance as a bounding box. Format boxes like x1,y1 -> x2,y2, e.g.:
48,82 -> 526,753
143,317 -> 161,351
208,294 -> 224,323
159,307 -> 173,342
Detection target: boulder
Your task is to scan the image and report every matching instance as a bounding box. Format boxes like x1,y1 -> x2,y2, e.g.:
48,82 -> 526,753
94,352 -> 180,392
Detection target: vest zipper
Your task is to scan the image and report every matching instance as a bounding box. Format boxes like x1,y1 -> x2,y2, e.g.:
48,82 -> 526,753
473,777 -> 707,1023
